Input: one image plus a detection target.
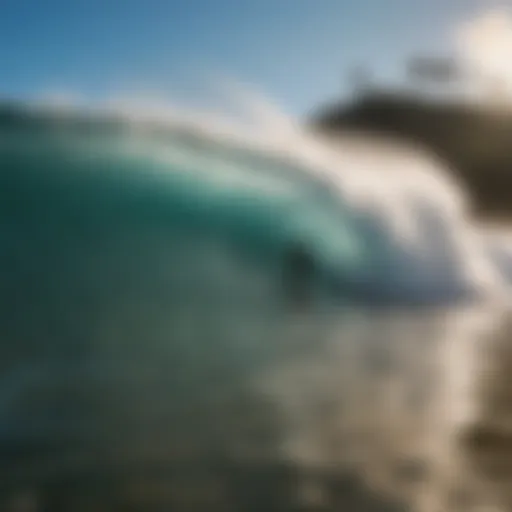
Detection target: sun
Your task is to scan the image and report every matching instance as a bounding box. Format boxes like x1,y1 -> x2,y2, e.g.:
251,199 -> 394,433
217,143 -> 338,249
455,8 -> 512,94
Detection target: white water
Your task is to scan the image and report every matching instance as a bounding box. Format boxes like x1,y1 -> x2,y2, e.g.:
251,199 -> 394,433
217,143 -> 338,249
2,89 -> 512,511
42,87 -> 512,307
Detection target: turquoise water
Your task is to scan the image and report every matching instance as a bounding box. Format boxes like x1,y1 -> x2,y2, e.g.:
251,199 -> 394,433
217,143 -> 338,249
0,105 -> 511,511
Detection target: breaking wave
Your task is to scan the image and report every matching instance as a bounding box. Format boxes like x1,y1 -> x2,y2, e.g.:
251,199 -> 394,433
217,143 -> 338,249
1,90 -> 512,511
2,90 -> 511,308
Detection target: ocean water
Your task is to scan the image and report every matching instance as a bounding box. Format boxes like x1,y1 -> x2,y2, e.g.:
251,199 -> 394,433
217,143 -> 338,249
1,99 -> 512,511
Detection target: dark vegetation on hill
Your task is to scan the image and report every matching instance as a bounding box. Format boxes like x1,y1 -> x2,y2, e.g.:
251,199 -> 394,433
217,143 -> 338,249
312,91 -> 512,219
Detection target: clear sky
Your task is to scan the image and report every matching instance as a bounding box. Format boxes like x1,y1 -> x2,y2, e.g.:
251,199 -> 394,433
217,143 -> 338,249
0,0 -> 492,115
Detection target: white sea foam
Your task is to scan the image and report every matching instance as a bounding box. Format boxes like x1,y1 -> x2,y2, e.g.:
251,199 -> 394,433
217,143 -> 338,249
26,85 -> 512,306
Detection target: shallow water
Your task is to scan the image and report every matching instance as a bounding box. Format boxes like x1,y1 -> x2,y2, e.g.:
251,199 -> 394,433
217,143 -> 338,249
0,232 -> 508,511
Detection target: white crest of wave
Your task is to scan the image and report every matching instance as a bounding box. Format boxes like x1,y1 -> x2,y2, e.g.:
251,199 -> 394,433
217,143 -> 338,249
32,83 -> 512,305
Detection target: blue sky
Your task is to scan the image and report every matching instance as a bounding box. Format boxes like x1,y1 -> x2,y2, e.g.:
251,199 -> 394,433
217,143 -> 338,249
1,0 -> 489,115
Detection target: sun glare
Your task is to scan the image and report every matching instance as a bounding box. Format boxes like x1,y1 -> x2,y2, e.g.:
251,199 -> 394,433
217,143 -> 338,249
455,8 -> 512,96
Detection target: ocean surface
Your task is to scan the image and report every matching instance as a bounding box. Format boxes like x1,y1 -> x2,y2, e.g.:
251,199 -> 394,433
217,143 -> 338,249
1,98 -> 512,511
